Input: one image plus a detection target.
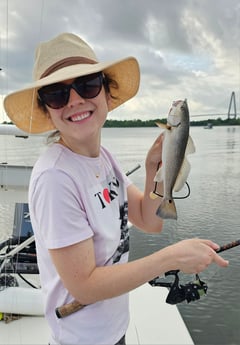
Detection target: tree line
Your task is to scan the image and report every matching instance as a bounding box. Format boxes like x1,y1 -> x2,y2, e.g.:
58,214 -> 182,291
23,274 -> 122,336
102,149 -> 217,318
104,117 -> 240,127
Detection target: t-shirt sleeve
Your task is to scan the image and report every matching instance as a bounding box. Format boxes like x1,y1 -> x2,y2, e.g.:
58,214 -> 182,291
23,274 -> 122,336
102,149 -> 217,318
31,168 -> 93,249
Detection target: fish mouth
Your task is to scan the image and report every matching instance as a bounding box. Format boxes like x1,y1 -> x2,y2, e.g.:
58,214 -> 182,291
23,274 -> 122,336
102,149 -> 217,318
68,111 -> 92,122
172,100 -> 182,107
172,99 -> 187,107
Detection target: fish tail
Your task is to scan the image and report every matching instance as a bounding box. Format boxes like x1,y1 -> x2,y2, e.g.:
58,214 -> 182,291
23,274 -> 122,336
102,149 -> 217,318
156,198 -> 177,220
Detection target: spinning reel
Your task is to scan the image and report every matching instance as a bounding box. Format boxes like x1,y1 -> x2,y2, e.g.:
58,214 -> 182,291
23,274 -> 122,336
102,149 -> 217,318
149,270 -> 208,305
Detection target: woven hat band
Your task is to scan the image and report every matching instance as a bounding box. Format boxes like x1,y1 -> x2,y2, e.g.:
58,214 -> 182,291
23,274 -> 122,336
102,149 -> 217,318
40,57 -> 97,79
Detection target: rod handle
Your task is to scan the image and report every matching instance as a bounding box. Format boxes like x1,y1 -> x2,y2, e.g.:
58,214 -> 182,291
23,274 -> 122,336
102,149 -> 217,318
55,300 -> 85,318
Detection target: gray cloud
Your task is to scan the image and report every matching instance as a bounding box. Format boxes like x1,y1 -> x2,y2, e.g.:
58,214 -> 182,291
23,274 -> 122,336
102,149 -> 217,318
0,0 -> 239,120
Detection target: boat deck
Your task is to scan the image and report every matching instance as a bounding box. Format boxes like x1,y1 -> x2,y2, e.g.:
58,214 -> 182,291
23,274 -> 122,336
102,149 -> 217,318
0,284 -> 193,344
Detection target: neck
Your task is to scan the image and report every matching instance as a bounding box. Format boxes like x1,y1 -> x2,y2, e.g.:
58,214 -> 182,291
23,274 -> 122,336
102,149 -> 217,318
58,136 -> 101,157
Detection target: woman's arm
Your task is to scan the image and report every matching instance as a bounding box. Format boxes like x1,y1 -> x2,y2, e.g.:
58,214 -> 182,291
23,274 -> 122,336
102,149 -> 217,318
128,134 -> 164,233
49,236 -> 228,305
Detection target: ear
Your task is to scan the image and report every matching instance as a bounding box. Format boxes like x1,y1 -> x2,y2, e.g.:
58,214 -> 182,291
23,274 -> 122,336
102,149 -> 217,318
106,92 -> 112,109
44,107 -> 55,125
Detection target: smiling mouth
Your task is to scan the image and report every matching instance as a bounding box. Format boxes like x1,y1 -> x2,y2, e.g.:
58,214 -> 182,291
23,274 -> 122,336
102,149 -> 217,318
68,111 -> 92,122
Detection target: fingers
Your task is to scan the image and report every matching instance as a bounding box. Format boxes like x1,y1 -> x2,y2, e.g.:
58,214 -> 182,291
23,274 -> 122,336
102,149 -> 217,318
174,238 -> 229,274
199,239 -> 229,267
145,135 -> 163,168
212,251 -> 229,267
155,133 -> 164,143
153,133 -> 164,149
197,246 -> 229,273
199,239 -> 220,251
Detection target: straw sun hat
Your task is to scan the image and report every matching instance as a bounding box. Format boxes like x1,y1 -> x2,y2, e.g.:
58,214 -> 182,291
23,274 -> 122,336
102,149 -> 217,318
4,33 -> 140,133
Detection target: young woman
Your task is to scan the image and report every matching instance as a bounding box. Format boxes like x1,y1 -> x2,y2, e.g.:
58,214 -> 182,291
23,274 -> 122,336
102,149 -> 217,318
4,33 -> 228,345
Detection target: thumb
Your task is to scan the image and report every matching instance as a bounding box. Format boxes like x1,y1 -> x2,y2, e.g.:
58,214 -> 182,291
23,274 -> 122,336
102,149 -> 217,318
213,252 -> 229,267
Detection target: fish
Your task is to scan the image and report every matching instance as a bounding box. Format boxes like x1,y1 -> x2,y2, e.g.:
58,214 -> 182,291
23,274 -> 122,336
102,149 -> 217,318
153,99 -> 195,220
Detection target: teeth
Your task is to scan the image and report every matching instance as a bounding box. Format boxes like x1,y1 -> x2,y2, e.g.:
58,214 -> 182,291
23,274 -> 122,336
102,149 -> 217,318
70,112 -> 91,122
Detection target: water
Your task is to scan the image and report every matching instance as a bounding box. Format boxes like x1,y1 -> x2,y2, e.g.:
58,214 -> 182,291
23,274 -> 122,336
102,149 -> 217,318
0,126 -> 240,344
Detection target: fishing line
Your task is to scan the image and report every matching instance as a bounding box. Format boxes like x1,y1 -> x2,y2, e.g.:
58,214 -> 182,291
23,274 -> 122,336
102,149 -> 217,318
152,180 -> 191,200
4,0 -> 9,97
0,0 -> 10,167
152,160 -> 191,200
29,0 -> 45,134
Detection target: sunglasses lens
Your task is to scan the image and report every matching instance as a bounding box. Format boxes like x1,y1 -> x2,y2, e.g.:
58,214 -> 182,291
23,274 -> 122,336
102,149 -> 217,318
38,84 -> 69,109
74,74 -> 103,99
38,73 -> 104,109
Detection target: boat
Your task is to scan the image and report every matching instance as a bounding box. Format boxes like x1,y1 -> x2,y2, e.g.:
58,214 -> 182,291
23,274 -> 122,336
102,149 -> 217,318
0,126 -> 194,344
204,122 -> 213,129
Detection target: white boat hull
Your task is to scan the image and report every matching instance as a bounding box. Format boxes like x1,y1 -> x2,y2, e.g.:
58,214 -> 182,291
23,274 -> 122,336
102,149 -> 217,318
0,287 -> 44,316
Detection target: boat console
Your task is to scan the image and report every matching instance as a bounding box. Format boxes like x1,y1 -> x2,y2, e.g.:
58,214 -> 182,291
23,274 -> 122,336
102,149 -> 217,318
0,203 -> 39,281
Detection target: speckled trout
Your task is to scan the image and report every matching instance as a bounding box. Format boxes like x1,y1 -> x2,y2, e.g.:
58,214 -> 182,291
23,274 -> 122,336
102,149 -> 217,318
154,99 -> 195,219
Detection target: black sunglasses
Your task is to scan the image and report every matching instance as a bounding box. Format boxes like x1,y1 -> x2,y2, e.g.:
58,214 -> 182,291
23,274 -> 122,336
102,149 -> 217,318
38,72 -> 104,109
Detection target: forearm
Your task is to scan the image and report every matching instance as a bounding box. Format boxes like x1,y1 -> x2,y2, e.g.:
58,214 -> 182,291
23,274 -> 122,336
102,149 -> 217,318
128,180 -> 163,233
68,247 -> 172,305
51,237 -> 229,306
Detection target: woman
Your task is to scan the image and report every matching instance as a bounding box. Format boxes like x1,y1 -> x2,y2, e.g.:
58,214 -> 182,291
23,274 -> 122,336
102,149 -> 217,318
4,33 -> 228,345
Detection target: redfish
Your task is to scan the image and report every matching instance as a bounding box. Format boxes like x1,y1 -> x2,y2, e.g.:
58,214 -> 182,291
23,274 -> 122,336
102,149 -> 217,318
154,99 -> 195,219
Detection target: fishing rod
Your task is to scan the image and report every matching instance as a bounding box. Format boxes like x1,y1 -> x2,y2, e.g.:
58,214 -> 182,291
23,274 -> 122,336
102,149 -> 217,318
125,164 -> 141,176
55,238 -> 240,318
149,239 -> 240,305
215,239 -> 240,253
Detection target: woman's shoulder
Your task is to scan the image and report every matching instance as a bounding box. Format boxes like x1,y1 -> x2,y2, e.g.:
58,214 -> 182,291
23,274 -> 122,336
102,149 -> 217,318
34,143 -> 65,170
100,145 -> 118,164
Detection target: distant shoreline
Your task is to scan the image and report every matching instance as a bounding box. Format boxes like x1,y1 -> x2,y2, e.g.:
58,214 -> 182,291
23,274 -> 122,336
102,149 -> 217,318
2,117 -> 240,128
104,118 -> 240,127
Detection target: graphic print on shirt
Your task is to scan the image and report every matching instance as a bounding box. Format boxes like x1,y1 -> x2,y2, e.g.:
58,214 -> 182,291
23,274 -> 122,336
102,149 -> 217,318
94,176 -> 120,209
93,174 -> 129,264
112,201 -> 129,264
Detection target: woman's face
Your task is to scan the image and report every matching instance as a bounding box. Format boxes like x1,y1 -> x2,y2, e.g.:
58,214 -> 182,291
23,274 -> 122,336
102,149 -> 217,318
46,76 -> 111,156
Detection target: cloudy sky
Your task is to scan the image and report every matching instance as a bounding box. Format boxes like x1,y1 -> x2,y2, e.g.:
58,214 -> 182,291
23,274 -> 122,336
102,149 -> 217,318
0,0 -> 239,122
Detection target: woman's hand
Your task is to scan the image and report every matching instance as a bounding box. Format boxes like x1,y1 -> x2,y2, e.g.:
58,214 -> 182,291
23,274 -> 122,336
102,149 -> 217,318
128,133 -> 165,233
166,238 -> 229,274
145,133 -> 164,170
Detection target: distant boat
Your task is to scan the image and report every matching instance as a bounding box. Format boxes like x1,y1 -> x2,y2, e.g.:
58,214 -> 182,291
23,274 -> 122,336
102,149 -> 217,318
204,122 -> 213,129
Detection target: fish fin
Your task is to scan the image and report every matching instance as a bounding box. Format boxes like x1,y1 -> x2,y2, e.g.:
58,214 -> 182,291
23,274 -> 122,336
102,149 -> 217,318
173,158 -> 190,192
185,135 -> 196,155
173,135 -> 195,192
156,198 -> 177,220
155,122 -> 169,129
154,166 -> 163,182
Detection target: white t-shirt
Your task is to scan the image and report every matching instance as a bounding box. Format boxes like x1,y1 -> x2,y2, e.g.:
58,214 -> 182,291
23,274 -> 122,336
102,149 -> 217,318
29,144 -> 132,345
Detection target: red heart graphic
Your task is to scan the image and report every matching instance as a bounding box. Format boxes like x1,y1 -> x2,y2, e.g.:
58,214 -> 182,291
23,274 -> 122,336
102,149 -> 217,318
103,188 -> 111,203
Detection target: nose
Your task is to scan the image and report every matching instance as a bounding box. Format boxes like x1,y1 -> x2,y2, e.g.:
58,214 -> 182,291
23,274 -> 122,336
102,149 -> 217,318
68,87 -> 85,106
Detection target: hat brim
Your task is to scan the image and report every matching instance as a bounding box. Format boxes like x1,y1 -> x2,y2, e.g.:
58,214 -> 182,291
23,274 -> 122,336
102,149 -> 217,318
4,57 -> 140,133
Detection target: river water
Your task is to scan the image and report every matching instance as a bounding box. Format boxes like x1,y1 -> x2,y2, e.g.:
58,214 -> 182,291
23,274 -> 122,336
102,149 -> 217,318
0,125 -> 239,344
